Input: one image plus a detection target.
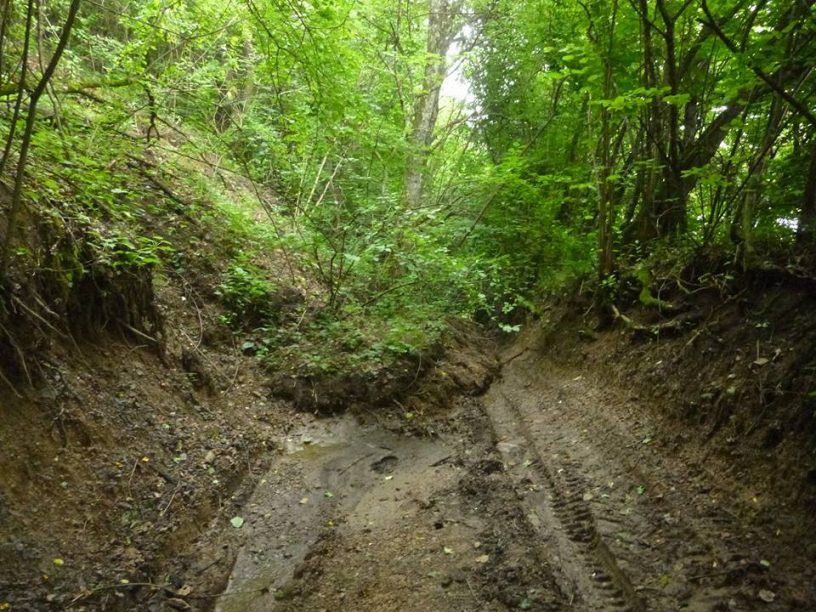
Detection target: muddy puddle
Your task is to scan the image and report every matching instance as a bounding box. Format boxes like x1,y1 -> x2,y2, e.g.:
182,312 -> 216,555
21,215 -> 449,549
216,415 -> 454,611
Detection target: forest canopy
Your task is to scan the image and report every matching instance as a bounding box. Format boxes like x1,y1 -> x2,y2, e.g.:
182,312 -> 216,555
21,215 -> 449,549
1,0 -> 815,362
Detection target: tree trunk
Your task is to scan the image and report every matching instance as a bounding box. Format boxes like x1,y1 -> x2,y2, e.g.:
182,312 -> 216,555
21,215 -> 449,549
797,139 -> 816,246
731,97 -> 784,267
0,0 -> 35,178
405,0 -> 460,208
0,0 -> 81,277
597,0 -> 618,281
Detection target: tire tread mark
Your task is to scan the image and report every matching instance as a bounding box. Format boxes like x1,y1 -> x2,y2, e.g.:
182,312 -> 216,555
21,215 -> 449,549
496,389 -> 646,612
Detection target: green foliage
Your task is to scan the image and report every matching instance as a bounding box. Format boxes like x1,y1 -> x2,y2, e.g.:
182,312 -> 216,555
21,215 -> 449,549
90,233 -> 173,270
216,259 -> 279,329
261,309 -> 445,379
2,0 -> 814,388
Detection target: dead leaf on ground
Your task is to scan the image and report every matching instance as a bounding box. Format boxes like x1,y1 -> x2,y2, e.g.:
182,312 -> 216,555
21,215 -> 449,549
758,589 -> 776,603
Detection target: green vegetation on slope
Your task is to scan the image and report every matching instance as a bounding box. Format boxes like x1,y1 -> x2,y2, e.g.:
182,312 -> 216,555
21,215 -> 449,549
1,0 -> 815,388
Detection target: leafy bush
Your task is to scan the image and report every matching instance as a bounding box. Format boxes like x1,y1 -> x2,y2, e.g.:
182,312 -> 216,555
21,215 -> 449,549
216,259 -> 279,329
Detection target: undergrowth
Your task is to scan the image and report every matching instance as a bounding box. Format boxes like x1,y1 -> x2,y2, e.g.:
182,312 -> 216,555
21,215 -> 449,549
0,95 -> 501,393
0,75 -> 581,395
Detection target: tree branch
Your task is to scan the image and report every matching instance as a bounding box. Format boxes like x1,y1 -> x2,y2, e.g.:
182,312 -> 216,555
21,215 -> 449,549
700,0 -> 816,128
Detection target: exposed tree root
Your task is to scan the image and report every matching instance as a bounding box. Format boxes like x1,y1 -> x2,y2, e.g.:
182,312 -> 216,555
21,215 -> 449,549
611,304 -> 705,339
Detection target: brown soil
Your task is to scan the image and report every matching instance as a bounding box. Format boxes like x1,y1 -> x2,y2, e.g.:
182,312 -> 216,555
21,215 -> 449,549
486,350 -> 816,610
539,275 -> 816,518
0,273 -> 287,611
206,322 -> 816,611
0,273 -> 498,611
3,272 -> 816,611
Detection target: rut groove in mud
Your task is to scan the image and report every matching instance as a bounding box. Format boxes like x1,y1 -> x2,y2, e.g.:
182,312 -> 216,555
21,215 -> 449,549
486,387 -> 643,611
213,343 -> 816,611
488,348 -> 816,610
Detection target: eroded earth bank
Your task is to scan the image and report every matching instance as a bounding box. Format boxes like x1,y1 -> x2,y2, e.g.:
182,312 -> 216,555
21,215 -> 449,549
4,288 -> 816,612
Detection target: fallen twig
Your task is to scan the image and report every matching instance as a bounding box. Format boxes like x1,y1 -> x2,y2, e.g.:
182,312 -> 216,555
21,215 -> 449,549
430,454 -> 454,467
501,348 -> 528,365
338,452 -> 374,474
68,581 -> 170,607
160,480 -> 183,516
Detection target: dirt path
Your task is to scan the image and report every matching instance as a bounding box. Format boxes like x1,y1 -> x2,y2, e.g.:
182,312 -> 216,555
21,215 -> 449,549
215,400 -> 565,611
213,348 -> 816,611
487,350 -> 815,610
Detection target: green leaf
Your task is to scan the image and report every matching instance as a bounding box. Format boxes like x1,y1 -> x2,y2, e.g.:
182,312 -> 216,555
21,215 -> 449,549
663,93 -> 691,106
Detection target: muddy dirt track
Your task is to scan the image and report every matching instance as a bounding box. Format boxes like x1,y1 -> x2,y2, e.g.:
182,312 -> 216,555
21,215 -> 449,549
214,346 -> 816,611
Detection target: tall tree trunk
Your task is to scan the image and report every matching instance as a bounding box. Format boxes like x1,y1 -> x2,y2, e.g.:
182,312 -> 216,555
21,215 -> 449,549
597,0 -> 618,281
731,96 -> 784,267
0,0 -> 14,86
629,0 -> 692,242
0,0 -> 35,178
658,0 -> 686,237
405,0 -> 460,208
624,0 -> 667,244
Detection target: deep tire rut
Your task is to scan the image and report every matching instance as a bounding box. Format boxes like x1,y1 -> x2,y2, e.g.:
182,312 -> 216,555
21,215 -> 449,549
482,349 -> 816,611
214,346 -> 815,611
487,387 -> 645,611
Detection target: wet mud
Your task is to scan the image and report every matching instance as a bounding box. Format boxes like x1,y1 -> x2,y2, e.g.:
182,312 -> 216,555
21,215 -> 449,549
214,345 -> 816,611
